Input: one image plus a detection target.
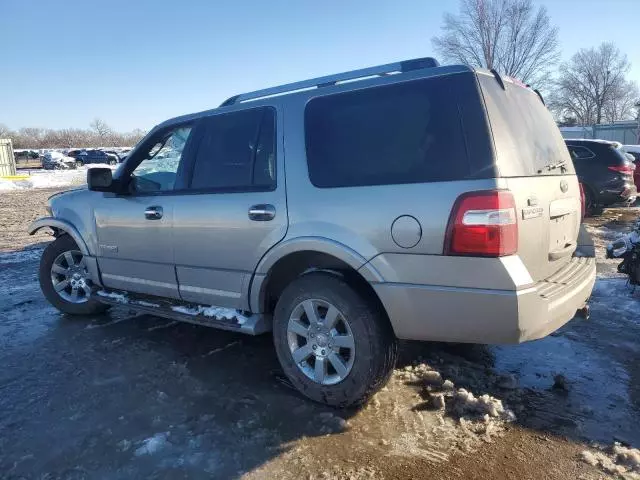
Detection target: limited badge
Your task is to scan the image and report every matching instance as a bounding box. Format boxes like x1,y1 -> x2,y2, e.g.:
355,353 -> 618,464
522,206 -> 544,220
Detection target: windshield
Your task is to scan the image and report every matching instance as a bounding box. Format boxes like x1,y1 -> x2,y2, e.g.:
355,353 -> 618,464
478,73 -> 575,176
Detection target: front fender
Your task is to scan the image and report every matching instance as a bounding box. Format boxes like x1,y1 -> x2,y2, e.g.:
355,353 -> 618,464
28,217 -> 89,256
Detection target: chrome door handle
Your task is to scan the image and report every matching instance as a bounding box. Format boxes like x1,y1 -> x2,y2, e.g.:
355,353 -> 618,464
144,206 -> 163,220
248,204 -> 275,221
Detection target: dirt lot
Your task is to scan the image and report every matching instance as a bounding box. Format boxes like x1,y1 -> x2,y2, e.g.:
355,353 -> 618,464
1,188 -> 639,479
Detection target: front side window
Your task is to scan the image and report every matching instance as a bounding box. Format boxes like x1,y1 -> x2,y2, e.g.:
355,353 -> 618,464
189,107 -> 276,191
131,126 -> 193,193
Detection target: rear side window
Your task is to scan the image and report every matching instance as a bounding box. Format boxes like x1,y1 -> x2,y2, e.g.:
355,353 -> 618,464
189,107 -> 276,191
305,74 -> 493,188
567,145 -> 595,160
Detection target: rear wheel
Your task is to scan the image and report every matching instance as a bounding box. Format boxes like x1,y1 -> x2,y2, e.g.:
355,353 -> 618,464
39,235 -> 109,315
273,272 -> 397,407
583,186 -> 596,217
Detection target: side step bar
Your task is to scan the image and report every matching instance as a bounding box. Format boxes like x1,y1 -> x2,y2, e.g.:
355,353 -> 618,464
93,290 -> 272,335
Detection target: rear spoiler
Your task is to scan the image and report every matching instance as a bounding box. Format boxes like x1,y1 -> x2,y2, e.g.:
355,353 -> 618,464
489,69 -> 545,105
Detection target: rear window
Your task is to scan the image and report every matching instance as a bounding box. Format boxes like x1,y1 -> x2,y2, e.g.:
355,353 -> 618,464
304,74 -> 494,188
478,74 -> 575,176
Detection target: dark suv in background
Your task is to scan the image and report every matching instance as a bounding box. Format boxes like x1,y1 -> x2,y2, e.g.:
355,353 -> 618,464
71,149 -> 119,166
565,139 -> 637,212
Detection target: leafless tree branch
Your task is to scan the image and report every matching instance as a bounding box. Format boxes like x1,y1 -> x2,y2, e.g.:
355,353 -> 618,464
432,0 -> 559,87
549,43 -> 639,125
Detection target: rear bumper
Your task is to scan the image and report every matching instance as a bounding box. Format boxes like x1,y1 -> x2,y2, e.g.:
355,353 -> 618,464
373,256 -> 596,344
598,179 -> 637,205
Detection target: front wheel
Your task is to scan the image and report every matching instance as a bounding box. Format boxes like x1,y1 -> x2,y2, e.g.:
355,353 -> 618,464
273,272 -> 397,407
39,235 -> 109,315
108,159 -> 117,166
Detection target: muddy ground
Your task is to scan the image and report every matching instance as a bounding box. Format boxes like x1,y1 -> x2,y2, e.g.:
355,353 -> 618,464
1,188 -> 639,479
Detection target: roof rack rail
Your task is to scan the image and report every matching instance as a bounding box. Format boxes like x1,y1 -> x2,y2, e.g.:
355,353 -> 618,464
219,57 -> 439,107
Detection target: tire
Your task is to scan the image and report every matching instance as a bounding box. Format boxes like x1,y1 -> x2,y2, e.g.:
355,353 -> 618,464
583,186 -> 596,217
273,272 -> 398,407
39,235 -> 109,316
109,159 -> 117,166
76,160 -> 84,167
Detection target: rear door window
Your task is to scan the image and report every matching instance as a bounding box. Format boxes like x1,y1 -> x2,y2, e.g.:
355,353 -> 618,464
189,107 -> 276,191
304,74 -> 493,188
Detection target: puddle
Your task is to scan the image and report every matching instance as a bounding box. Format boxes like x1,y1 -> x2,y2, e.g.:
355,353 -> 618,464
492,277 -> 640,446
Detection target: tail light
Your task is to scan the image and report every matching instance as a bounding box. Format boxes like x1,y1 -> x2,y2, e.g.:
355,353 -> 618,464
608,165 -> 635,175
579,183 -> 586,220
444,190 -> 518,257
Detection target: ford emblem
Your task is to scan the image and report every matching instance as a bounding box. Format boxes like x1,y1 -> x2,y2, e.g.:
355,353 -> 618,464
560,180 -> 568,193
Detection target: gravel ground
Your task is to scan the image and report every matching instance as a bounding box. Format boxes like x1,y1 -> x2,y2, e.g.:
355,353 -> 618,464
0,188 -> 639,479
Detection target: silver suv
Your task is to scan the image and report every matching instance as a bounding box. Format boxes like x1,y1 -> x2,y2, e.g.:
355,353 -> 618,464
30,58 -> 595,407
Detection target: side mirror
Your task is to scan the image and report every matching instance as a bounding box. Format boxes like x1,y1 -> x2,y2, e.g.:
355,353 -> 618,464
87,167 -> 114,192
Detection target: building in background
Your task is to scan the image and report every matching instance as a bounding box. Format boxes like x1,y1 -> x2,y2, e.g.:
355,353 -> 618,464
560,120 -> 640,144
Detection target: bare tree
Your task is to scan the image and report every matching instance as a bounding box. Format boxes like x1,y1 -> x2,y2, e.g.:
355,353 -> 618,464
0,123 -> 10,138
432,0 -> 559,87
550,43 -> 639,125
6,123 -> 145,149
90,118 -> 112,144
603,80 -> 639,124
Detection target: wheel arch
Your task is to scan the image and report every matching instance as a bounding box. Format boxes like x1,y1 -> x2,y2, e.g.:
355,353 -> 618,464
28,217 -> 90,256
250,238 -> 388,321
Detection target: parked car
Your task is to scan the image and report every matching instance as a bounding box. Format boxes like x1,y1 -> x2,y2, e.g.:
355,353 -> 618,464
565,139 -> 637,212
623,145 -> 640,192
14,149 -> 42,169
29,58 -> 595,407
42,151 -> 78,170
74,149 -> 119,166
102,150 -> 128,163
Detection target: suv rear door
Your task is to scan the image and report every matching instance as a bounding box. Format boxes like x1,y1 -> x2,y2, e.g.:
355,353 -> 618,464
171,106 -> 287,309
477,73 -> 581,281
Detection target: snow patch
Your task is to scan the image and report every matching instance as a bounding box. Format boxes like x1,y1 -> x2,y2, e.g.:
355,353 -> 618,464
134,432 -> 170,456
135,300 -> 160,308
580,443 -> 640,476
450,388 -> 516,421
170,305 -> 249,324
97,290 -> 128,304
0,165 -> 116,192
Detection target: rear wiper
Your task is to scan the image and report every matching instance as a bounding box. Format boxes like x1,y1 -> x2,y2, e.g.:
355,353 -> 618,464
538,159 -> 568,174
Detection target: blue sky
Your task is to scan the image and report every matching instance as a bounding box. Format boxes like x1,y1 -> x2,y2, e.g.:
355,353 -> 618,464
2,0 -> 639,132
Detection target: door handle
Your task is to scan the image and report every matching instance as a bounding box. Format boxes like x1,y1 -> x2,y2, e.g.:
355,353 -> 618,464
248,204 -> 275,221
144,206 -> 163,220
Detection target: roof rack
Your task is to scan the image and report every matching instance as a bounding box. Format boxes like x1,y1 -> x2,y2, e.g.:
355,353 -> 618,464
219,57 -> 440,107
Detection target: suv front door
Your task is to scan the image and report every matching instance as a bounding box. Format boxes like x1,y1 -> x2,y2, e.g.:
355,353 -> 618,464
172,106 -> 287,309
94,125 -> 195,298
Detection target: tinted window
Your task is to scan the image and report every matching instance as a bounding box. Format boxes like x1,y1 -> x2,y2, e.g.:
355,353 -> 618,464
478,74 -> 575,176
190,108 -> 276,191
567,145 -> 595,160
305,75 -> 490,188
